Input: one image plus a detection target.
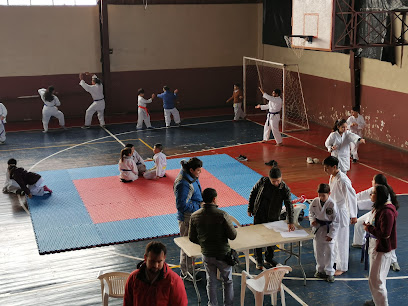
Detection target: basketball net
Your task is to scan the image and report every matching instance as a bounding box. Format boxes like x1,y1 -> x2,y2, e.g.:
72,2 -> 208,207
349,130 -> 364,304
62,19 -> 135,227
284,36 -> 307,59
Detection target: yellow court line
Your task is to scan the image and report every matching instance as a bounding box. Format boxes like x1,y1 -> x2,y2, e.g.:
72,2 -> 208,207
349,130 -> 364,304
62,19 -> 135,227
138,138 -> 153,150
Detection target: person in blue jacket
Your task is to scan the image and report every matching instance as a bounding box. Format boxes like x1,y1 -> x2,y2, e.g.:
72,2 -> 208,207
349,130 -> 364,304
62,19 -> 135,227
173,157 -> 203,281
157,86 -> 181,128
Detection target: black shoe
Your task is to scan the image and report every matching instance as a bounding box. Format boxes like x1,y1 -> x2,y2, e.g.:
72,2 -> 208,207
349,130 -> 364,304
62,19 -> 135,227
352,159 -> 357,163
81,125 -> 91,129
17,189 -> 26,196
265,259 -> 279,267
265,160 -> 278,167
364,300 -> 375,306
314,271 -> 328,279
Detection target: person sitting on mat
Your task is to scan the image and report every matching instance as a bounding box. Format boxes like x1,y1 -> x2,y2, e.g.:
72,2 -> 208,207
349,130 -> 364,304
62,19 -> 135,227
118,147 -> 138,183
125,143 -> 146,175
143,143 -> 167,180
7,158 -> 52,198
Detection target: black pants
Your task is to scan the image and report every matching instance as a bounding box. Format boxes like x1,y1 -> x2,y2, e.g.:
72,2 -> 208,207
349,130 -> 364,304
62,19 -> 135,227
254,215 -> 277,265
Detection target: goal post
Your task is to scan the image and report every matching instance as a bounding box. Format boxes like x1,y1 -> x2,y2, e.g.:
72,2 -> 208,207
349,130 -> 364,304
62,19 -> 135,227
243,56 -> 309,132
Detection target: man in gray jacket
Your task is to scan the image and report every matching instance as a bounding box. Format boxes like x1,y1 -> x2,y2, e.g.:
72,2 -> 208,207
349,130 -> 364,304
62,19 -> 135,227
189,188 -> 237,306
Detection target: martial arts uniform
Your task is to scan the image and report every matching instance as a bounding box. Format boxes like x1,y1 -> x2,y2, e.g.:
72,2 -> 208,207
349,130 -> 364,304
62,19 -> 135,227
143,152 -> 167,180
329,171 -> 357,272
0,102 -> 7,143
79,80 -> 105,127
9,166 -> 47,197
347,114 -> 366,161
137,96 -> 153,129
325,130 -> 361,173
157,91 -> 180,127
3,170 -> 20,194
309,196 -> 340,276
227,89 -> 245,120
131,150 -> 147,174
38,89 -> 65,132
260,93 -> 282,144
118,156 -> 138,182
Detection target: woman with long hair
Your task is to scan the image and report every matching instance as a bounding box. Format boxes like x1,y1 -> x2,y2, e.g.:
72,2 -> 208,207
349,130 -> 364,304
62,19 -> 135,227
363,185 -> 398,306
38,86 -> 66,133
118,147 -> 138,183
325,119 -> 366,173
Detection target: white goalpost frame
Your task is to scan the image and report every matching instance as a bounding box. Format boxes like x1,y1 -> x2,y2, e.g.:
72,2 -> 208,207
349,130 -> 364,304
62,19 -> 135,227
243,56 -> 309,133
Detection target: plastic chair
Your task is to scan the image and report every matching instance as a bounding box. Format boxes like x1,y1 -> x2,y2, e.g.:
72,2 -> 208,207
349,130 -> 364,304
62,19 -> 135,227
240,266 -> 292,306
292,203 -> 307,227
228,214 -> 242,227
97,271 -> 130,306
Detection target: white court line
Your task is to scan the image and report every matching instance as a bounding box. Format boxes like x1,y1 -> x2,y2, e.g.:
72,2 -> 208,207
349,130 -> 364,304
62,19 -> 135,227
285,275 -> 408,281
102,126 -> 125,147
281,284 -> 308,306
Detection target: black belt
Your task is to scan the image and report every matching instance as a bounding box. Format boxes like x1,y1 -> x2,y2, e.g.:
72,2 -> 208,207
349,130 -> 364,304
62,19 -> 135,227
361,232 -> 377,270
268,111 -> 280,115
136,162 -> 142,165
121,169 -> 132,171
94,98 -> 104,102
315,219 -> 332,234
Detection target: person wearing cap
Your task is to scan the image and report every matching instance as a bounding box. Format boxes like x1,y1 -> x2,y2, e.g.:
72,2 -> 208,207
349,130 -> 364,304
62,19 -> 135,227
38,86 -> 66,133
0,101 -> 7,144
79,72 -> 105,129
156,86 -> 181,128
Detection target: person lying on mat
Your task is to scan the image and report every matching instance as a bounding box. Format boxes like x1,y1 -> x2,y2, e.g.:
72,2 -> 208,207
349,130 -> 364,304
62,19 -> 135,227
7,158 -> 52,198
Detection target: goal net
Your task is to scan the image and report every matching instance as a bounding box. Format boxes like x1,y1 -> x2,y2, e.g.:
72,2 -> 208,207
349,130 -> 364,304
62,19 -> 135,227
243,57 -> 309,132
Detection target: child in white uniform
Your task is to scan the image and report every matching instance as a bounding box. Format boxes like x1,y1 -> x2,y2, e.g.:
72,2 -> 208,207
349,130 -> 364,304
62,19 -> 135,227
3,159 -> 23,195
38,86 -> 66,133
310,183 -> 339,283
118,147 -> 138,183
143,143 -> 167,180
79,73 -> 105,128
346,106 -> 366,163
125,143 -> 147,175
0,102 -> 8,144
137,88 -> 155,130
255,87 -> 283,145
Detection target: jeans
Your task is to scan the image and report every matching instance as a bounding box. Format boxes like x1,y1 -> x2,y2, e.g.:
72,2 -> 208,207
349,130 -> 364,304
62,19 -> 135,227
203,255 -> 234,306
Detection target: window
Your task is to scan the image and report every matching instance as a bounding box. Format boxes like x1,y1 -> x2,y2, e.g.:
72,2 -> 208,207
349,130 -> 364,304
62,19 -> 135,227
1,0 -> 97,5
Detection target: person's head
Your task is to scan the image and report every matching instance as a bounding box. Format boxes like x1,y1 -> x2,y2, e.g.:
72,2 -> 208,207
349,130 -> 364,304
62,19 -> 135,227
120,147 -> 132,162
138,88 -> 145,96
233,83 -> 241,90
333,119 -> 347,134
153,143 -> 163,154
351,106 -> 360,118
181,157 -> 203,178
7,158 -> 17,166
372,174 -> 399,209
272,89 -> 281,97
317,183 -> 330,202
269,167 -> 282,187
163,86 -> 170,92
44,86 -> 55,102
144,241 -> 167,274
371,185 -> 390,211
202,188 -> 217,204
323,156 -> 339,176
92,74 -> 101,85
125,143 -> 135,155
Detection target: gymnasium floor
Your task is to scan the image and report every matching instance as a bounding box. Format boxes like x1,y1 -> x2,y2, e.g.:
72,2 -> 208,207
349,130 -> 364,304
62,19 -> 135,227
0,111 -> 407,305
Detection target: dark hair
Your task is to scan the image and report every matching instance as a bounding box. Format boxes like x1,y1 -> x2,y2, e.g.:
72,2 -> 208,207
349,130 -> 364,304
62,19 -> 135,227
273,89 -> 282,96
269,167 -> 282,179
145,241 -> 167,256
138,88 -> 145,95
125,143 -> 134,148
120,147 -> 132,162
202,188 -> 217,204
374,174 -> 399,210
323,156 -> 339,167
332,119 -> 347,132
372,185 -> 390,211
181,157 -> 203,172
234,83 -> 241,89
44,86 -> 55,102
352,106 -> 360,112
154,143 -> 163,151
317,183 -> 330,194
93,78 -> 101,85
7,158 -> 17,165
163,86 -> 170,91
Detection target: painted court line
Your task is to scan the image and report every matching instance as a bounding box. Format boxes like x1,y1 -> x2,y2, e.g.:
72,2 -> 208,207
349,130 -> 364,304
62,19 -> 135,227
102,126 -> 125,147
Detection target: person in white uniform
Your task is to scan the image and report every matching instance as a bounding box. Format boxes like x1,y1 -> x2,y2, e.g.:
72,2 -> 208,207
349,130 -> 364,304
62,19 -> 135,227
38,86 -> 66,133
323,156 -> 357,275
79,73 -> 105,128
143,143 -> 167,180
309,183 -> 340,283
125,143 -> 147,175
325,119 -> 366,173
118,147 -> 138,183
255,87 -> 283,145
0,102 -> 8,144
3,159 -> 23,195
353,174 -> 400,272
346,106 -> 366,163
137,88 -> 155,130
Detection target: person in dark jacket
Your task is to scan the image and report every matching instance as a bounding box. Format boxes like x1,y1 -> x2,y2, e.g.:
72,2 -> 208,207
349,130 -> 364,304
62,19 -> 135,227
248,167 -> 295,269
174,157 -> 203,281
189,188 -> 237,306
7,158 -> 52,198
123,241 -> 188,306
363,185 -> 398,306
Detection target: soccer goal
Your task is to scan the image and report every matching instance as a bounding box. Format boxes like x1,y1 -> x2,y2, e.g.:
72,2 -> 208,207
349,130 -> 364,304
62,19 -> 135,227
243,56 -> 309,132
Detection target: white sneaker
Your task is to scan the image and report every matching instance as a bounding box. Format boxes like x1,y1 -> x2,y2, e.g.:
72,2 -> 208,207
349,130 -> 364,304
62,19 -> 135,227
306,157 -> 314,164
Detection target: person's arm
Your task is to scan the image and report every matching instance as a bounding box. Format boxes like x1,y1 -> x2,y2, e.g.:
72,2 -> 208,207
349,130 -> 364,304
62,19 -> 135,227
327,202 -> 340,240
175,180 -> 194,214
11,170 -> 30,196
188,218 -> 199,244
122,274 -> 134,306
282,185 -> 295,231
247,178 -> 262,216
169,273 -> 188,306
325,132 -> 336,152
53,95 -> 61,107
367,209 -> 394,239
308,198 -> 317,226
224,214 -> 238,240
358,115 -> 366,130
157,93 -> 164,99
348,130 -> 365,144
0,103 -> 7,121
79,80 -> 92,93
343,179 -> 358,223
238,89 -> 243,101
357,187 -> 373,202
226,94 -> 233,103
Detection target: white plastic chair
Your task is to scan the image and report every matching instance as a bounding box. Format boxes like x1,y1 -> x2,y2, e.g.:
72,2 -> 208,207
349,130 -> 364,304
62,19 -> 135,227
97,271 -> 130,306
240,266 -> 292,306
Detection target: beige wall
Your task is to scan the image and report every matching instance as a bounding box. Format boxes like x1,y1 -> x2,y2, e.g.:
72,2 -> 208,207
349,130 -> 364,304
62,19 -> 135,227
0,6 -> 101,77
108,4 -> 259,72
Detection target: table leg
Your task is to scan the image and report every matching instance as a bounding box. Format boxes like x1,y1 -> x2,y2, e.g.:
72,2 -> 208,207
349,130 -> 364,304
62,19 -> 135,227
284,243 -> 293,264
190,256 -> 201,304
243,249 -> 250,272
297,241 -> 307,286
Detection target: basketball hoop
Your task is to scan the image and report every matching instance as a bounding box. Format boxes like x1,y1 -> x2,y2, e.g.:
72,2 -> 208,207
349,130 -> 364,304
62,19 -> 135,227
284,35 -> 314,59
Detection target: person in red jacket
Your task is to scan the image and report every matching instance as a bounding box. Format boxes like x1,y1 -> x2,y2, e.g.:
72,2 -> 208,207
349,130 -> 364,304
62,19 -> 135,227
123,241 -> 188,306
363,185 -> 398,306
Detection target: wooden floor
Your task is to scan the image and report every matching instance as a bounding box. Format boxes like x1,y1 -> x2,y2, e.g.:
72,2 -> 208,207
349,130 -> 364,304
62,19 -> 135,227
1,113 -> 407,305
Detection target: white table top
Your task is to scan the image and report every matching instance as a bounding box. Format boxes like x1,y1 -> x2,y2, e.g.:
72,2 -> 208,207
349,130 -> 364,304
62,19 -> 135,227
174,223 -> 313,258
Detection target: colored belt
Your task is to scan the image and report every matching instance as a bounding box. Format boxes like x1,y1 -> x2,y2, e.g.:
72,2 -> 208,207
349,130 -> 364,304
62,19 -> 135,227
136,162 -> 142,165
138,105 -> 149,116
121,169 -> 132,171
315,219 -> 332,234
94,98 -> 104,102
267,111 -> 280,126
361,232 -> 377,270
